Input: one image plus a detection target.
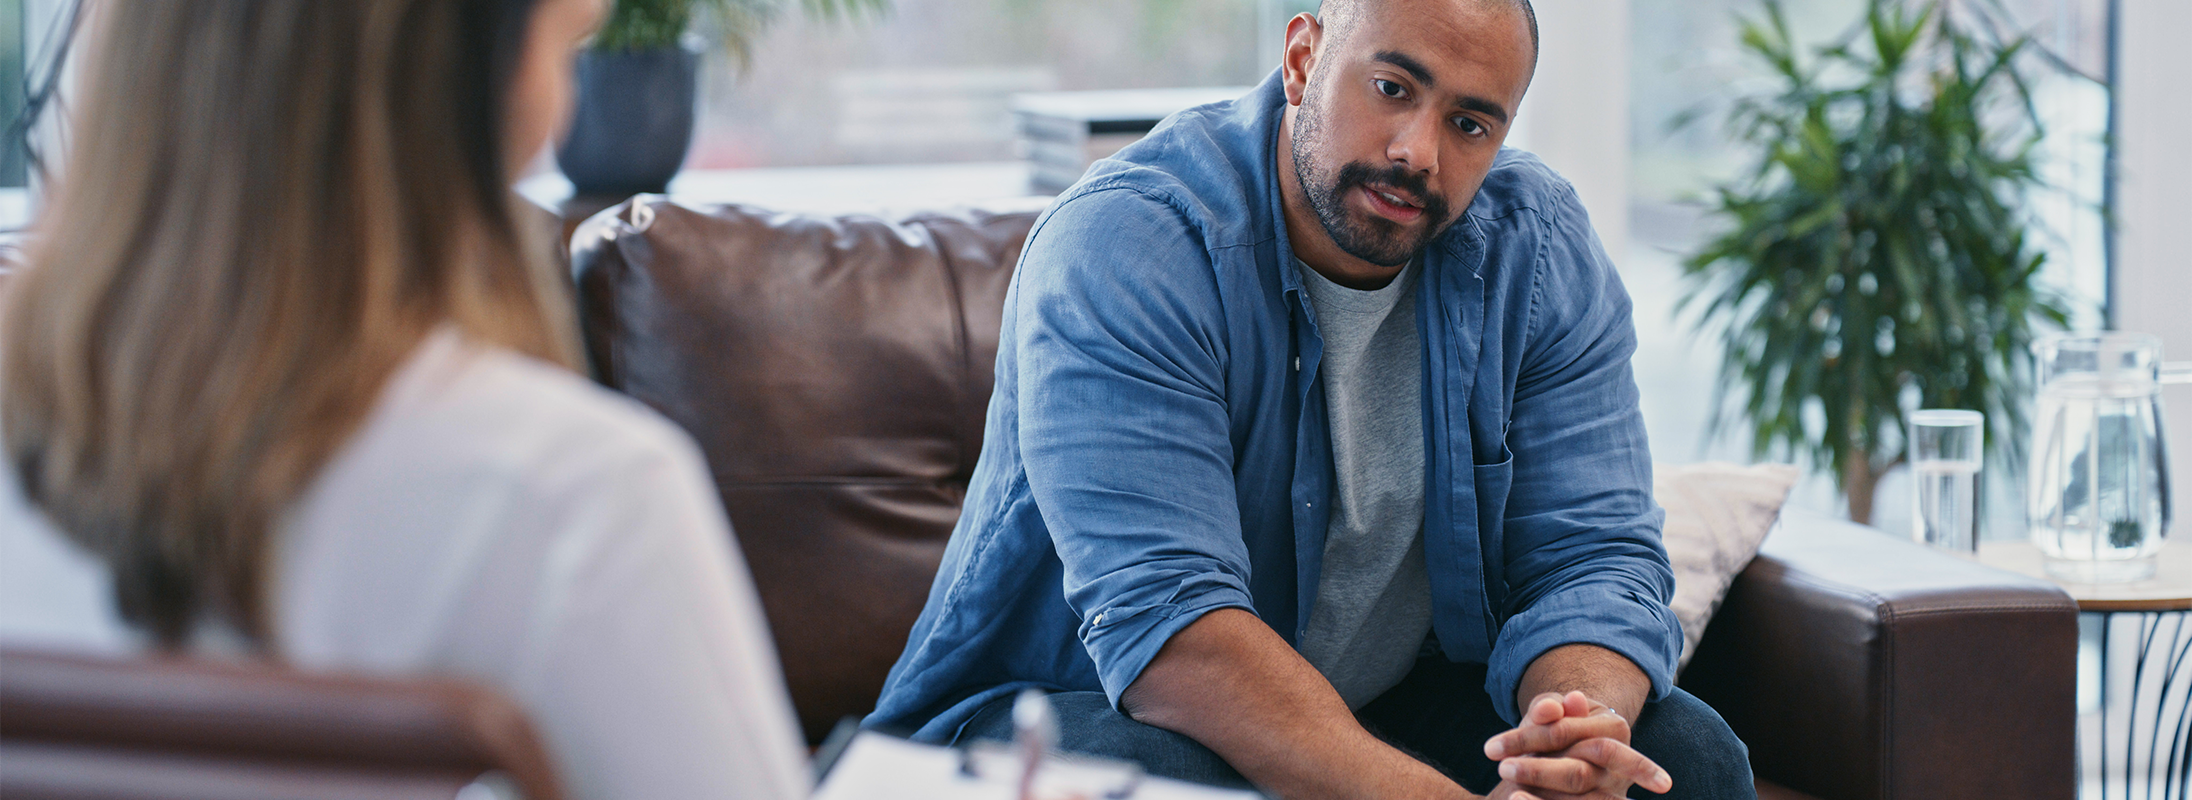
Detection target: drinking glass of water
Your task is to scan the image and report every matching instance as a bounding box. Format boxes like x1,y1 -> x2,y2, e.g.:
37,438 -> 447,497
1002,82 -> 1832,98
1911,409 -> 1984,553
2028,333 -> 2173,583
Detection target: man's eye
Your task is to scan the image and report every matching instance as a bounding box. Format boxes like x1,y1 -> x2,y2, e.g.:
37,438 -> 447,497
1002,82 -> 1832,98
1453,116 -> 1486,136
1374,79 -> 1407,99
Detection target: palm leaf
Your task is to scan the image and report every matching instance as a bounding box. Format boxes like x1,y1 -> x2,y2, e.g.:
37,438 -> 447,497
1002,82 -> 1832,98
1680,0 -> 2072,512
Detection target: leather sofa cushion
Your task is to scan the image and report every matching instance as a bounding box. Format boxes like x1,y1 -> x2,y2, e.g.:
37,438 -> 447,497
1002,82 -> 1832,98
571,198 -> 1046,741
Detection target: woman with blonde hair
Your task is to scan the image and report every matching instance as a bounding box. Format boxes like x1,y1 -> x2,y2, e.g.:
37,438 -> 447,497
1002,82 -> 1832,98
0,1 -> 808,796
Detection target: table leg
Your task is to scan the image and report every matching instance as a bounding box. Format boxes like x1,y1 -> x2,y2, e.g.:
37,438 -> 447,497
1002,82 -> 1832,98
2163,617 -> 2192,798
2088,611 -> 2192,799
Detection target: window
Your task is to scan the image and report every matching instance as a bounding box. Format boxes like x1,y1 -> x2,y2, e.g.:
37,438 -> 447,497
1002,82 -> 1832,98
1632,0 -> 2108,328
688,0 -> 1283,169
1625,0 -> 2114,536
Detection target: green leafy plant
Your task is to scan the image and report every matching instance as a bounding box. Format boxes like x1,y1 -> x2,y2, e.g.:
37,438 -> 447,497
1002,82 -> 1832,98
592,0 -> 887,60
1682,0 -> 2071,524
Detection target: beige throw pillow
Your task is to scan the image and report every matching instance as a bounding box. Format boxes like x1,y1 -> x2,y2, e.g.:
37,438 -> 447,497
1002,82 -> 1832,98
1655,462 -> 1800,670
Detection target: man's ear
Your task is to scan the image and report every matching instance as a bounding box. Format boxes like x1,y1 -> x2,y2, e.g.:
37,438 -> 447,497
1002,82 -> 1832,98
1281,13 -> 1322,107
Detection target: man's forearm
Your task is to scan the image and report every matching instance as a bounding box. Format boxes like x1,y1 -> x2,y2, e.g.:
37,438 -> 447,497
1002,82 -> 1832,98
1120,608 -> 1473,800
1515,643 -> 1650,723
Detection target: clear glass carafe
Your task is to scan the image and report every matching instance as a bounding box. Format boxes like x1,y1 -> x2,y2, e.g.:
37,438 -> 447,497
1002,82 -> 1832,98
2027,333 -> 2190,582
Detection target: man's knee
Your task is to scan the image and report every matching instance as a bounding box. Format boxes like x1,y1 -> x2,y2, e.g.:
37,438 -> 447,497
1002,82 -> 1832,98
1632,689 -> 1754,799
957,691 -> 1252,789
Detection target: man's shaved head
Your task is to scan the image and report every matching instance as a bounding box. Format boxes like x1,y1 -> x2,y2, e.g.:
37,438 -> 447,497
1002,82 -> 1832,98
1318,0 -> 1539,69
1275,0 -> 1539,279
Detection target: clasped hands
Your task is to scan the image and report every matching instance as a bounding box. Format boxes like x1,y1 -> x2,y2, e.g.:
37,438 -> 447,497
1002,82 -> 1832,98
1479,691 -> 1674,800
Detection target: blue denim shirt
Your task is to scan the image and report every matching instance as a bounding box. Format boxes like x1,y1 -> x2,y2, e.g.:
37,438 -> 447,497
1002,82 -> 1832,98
867,70 -> 1677,741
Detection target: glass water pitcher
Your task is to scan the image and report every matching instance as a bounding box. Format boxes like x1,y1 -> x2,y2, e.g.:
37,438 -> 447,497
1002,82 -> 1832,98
2027,333 -> 2192,582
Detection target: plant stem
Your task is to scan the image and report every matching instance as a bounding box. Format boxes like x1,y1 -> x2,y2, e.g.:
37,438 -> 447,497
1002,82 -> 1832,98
1844,447 -> 1880,525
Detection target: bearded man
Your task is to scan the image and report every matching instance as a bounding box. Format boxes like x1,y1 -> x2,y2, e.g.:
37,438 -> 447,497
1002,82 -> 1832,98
867,1 -> 1754,797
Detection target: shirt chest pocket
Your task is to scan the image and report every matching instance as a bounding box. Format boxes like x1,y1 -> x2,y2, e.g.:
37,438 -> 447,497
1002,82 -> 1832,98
1472,445 -> 1513,527
1471,414 -> 1512,469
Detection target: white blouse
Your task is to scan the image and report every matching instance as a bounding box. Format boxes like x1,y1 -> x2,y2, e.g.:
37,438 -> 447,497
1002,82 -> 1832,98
0,328 -> 811,800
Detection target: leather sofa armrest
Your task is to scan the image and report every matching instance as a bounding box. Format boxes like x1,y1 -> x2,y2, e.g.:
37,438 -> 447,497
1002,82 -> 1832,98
0,648 -> 566,800
1678,514 -> 2078,800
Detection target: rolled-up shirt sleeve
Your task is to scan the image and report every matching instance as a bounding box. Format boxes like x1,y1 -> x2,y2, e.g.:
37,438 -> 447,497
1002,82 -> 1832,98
1011,185 -> 1258,705
1484,186 -> 1681,725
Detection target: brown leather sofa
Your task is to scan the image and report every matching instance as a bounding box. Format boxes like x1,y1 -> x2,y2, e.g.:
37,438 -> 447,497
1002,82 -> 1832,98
0,648 -> 564,800
570,197 -> 2080,800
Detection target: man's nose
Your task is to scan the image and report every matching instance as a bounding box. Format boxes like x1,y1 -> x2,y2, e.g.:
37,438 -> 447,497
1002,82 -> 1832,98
1386,111 -> 1441,177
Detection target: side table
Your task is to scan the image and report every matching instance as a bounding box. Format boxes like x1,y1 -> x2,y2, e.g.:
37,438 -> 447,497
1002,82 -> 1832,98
1981,542 -> 2192,800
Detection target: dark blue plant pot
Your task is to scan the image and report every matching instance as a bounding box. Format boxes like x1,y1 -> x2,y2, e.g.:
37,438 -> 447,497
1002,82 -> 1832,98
556,47 -> 700,197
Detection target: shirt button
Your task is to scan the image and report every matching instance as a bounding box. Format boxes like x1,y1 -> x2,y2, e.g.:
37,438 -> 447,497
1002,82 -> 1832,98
1294,356 -> 1301,371
1093,612 -> 1107,626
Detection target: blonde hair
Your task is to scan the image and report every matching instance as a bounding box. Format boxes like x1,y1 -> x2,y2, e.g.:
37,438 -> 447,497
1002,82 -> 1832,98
2,0 -> 580,645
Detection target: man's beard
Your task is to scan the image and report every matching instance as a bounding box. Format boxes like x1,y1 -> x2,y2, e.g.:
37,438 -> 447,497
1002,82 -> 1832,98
1290,94 -> 1457,267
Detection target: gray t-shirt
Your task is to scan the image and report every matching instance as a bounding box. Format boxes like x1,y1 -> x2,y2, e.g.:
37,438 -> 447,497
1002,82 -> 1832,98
1291,258 -> 1434,710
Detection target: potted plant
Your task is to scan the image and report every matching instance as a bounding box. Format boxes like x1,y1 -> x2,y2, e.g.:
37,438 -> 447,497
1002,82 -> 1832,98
557,0 -> 883,197
1681,0 -> 2072,524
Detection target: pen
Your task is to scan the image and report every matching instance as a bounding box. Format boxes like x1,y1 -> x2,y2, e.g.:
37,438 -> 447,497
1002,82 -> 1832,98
1013,688 -> 1057,800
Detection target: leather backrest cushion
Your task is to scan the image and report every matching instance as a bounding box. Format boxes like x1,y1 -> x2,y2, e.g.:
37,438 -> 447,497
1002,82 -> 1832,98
570,198 -> 1041,741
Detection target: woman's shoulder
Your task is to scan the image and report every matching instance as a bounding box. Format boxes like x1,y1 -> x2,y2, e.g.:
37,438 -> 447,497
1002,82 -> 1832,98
280,327 -> 727,583
365,328 -> 706,484
0,469 -> 137,655
275,327 -> 736,663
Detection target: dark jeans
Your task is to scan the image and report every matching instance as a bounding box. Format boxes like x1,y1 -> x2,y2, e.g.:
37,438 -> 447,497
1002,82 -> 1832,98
958,658 -> 1754,799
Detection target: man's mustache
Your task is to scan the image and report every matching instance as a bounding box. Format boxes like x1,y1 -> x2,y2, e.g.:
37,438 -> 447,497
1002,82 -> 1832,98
1332,162 -> 1448,221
